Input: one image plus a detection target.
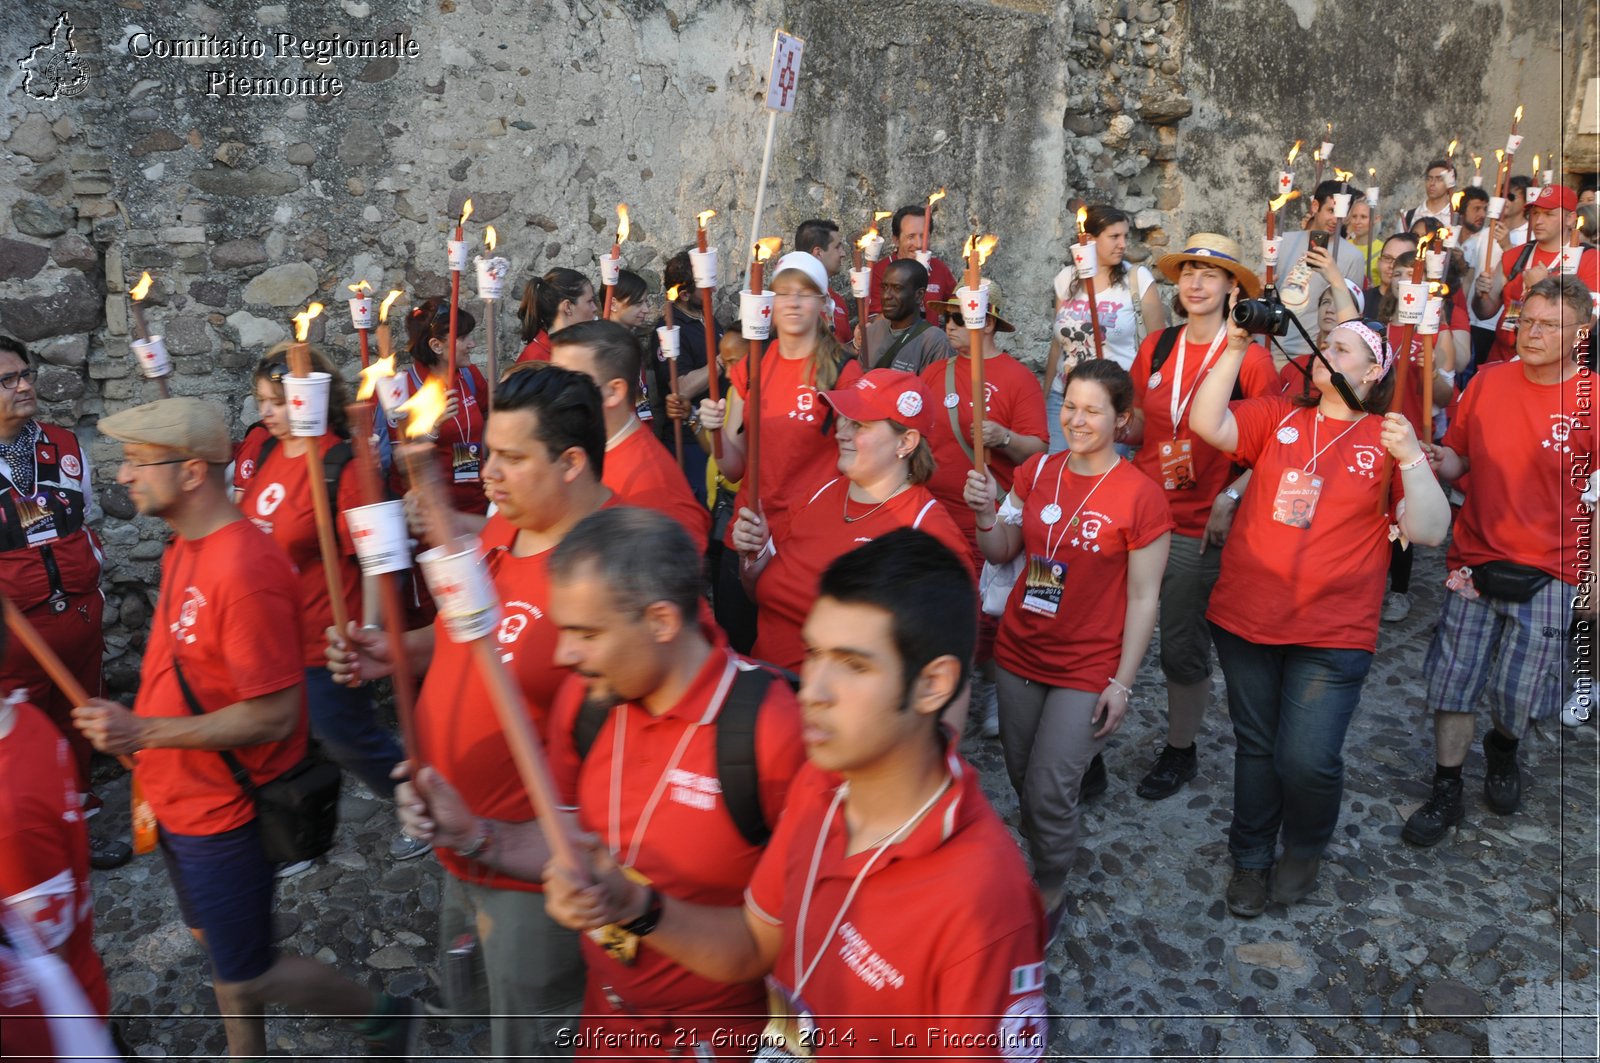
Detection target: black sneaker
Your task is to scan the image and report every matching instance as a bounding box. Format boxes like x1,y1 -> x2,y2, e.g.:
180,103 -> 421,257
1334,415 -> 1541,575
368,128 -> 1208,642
89,836 -> 132,870
1401,776 -> 1464,847
1482,733 -> 1522,815
1225,867 -> 1268,918
1136,743 -> 1197,800
1079,753 -> 1107,802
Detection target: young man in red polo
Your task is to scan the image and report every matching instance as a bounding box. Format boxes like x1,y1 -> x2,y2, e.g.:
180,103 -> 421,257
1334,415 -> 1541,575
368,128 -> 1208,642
1475,184 -> 1600,363
867,205 -> 960,326
546,529 -> 1049,1059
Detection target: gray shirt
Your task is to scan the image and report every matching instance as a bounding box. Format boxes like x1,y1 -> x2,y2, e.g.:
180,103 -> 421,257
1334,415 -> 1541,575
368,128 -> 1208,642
1273,230 -> 1368,355
860,317 -> 958,374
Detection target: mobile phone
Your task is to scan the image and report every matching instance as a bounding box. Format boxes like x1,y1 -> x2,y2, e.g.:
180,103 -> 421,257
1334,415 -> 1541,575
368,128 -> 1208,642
1309,231 -> 1331,251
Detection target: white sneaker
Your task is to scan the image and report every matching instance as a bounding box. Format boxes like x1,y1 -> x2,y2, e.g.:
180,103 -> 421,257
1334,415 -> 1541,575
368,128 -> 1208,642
1562,679 -> 1592,727
389,832 -> 433,861
1381,591 -> 1412,623
275,859 -> 315,880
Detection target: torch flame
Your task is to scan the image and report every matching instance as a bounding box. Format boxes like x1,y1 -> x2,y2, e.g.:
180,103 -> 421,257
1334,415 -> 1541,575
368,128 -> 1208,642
1334,169 -> 1352,182
1313,148 -> 1322,163
400,378 -> 449,439
976,235 -> 999,266
459,199 -> 474,228
927,188 -> 946,208
874,211 -> 893,223
1286,140 -> 1302,165
1514,104 -> 1524,123
697,209 -> 716,229
754,237 -> 782,264
1531,153 -> 1541,174
1076,206 -> 1088,234
1434,228 -> 1452,247
292,303 -> 324,343
616,204 -> 630,243
348,280 -> 372,296
1451,191 -> 1465,210
666,285 -> 681,302
1495,149 -> 1504,164
1269,190 -> 1301,212
1369,167 -> 1377,179
856,230 -> 877,249
485,226 -> 497,252
1579,216 -> 1587,234
130,272 -> 153,301
1447,138 -> 1458,157
1429,282 -> 1449,296
357,355 -> 396,401
1472,155 -> 1483,170
379,290 -> 403,322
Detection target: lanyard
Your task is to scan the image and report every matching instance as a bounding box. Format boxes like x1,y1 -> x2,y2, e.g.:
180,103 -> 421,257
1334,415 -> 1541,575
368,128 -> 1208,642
1276,409 -> 1367,474
1168,327 -> 1227,438
1041,455 -> 1119,558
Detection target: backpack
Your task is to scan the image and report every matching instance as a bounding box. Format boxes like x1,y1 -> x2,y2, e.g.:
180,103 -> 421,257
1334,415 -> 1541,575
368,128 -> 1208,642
571,664 -> 781,847
1148,326 -> 1245,402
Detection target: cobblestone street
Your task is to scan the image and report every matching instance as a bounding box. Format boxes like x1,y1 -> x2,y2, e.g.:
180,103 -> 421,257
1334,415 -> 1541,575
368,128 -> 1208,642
90,545 -> 1599,1060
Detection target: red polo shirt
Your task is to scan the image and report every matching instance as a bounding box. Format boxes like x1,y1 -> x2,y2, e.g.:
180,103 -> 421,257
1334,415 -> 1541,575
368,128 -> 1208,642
604,424 -> 711,553
1489,244 -> 1600,362
868,254 -> 960,326
745,742 -> 1048,1060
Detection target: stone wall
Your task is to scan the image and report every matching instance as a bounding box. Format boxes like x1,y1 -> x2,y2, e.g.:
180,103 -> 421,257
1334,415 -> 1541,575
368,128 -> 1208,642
0,0 -> 1582,693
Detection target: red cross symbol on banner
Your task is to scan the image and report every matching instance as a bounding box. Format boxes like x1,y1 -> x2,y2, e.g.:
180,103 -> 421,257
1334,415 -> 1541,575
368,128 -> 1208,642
777,52 -> 796,107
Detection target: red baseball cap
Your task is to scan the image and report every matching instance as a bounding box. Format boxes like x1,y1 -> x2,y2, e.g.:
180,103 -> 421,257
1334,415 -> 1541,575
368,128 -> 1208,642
1530,184 -> 1578,213
821,369 -> 937,436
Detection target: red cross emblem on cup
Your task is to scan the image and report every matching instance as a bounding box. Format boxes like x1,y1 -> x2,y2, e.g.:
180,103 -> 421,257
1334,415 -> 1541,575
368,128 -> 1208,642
353,527 -> 372,540
291,395 -> 305,408
967,299 -> 979,311
761,304 -> 771,318
1402,293 -> 1416,306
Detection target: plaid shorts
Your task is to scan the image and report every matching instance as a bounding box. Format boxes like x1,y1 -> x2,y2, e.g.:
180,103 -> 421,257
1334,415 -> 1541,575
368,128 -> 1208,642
1424,577 -> 1574,736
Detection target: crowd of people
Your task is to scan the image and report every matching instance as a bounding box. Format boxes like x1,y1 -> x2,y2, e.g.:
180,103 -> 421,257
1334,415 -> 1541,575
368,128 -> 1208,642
2,160 -> 1598,1061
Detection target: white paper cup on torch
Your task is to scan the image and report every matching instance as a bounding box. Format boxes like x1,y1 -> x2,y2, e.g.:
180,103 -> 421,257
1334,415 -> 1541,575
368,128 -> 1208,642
1544,170 -> 1554,187
956,283 -> 991,330
418,540 -> 500,642
1276,170 -> 1295,195
689,248 -> 718,288
1445,168 -> 1457,189
849,268 -> 871,299
476,256 -> 509,300
740,290 -> 776,341
1417,296 -> 1445,336
1425,250 -> 1447,280
598,253 -> 622,288
1320,142 -> 1333,163
656,324 -> 681,360
131,336 -> 172,379
1487,196 -> 1507,219
375,375 -> 407,420
346,501 -> 412,576
1471,176 -> 1484,188
1562,246 -> 1584,276
448,240 -> 468,272
348,297 -> 374,330
282,372 -> 332,437
861,234 -> 885,263
1443,228 -> 1460,249
1395,282 -> 1428,326
1262,238 -> 1282,268
1070,241 -> 1099,279
1506,134 -> 1524,156
1366,186 -> 1380,208
913,249 -> 932,269
1332,193 -> 1352,219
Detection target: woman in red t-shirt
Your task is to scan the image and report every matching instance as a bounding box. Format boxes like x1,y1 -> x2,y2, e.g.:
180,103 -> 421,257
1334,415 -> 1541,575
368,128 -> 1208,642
384,298 -> 492,515
515,267 -> 597,364
732,369 -> 970,671
240,348 -> 424,860
964,359 -> 1171,936
699,252 -> 863,649
1189,318 -> 1450,918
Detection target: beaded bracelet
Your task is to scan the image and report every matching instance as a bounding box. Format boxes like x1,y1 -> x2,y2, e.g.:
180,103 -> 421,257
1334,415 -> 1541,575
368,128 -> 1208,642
1107,677 -> 1134,698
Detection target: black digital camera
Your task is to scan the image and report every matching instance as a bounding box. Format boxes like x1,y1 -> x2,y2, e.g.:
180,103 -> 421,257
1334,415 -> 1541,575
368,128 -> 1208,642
1232,291 -> 1291,336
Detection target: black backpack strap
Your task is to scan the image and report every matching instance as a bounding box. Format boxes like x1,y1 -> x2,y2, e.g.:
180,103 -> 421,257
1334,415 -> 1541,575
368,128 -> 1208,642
173,656 -> 258,799
571,693 -> 611,761
716,666 -> 777,848
1507,242 -> 1537,281
1148,326 -> 1183,376
256,436 -> 358,511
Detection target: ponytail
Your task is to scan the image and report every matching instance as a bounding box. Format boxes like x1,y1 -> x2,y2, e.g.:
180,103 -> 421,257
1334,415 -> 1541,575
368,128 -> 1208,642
518,267 -> 591,342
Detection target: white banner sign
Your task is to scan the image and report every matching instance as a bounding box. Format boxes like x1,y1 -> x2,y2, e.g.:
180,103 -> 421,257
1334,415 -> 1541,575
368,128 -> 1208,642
764,30 -> 805,113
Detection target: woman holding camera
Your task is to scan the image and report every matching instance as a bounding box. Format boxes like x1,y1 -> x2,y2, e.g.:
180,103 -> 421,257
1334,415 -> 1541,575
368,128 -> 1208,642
1189,317 -> 1450,917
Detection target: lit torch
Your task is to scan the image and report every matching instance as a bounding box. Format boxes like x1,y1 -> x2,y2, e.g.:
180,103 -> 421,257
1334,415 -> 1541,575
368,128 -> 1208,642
853,229 -> 877,365
923,188 -> 946,254
348,281 -> 375,369
127,272 -> 172,396
1073,207 -> 1106,362
447,199 -> 473,383
661,284 -> 684,466
692,209 -> 722,456
963,234 -> 1000,469
744,238 -> 783,512
602,203 -> 630,319
285,303 -> 351,640
377,290 -> 403,361
476,225 -> 509,388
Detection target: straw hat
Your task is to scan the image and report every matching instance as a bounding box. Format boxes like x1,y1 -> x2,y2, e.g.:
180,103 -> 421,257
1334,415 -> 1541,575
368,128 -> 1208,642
1154,234 -> 1263,298
927,278 -> 1017,333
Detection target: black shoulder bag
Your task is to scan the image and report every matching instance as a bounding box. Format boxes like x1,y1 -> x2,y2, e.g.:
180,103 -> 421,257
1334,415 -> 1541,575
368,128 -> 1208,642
173,659 -> 342,863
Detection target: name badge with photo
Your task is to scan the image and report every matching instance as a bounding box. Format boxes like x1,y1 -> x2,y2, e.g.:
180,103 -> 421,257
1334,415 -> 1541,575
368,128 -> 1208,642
755,977 -> 817,1062
1271,468 -> 1324,529
452,442 -> 482,484
1020,554 -> 1067,617
20,493 -> 59,545
1158,438 -> 1196,491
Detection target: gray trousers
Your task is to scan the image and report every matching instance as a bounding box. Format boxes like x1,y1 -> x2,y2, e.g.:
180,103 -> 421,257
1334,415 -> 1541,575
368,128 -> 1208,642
995,668 -> 1103,895
441,872 -> 585,1061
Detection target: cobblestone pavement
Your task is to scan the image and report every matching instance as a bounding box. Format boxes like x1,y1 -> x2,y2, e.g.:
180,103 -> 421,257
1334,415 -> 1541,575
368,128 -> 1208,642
90,546 -> 1598,1060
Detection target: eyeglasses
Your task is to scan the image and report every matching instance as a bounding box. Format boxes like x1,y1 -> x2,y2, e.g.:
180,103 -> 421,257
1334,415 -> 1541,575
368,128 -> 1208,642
0,367 -> 38,390
1520,318 -> 1571,336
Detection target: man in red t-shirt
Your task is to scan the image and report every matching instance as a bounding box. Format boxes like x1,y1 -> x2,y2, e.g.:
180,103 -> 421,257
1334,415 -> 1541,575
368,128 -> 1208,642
396,507 -> 807,1056
796,219 -> 854,345
551,320 -> 711,552
1404,277 -> 1598,847
867,204 -> 960,326
546,530 -> 1049,1059
72,398 -> 415,1059
331,364 -> 614,1058
1474,184 -> 1600,363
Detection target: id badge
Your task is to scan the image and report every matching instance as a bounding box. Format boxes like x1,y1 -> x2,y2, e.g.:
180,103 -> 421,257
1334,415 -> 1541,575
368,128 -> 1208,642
451,442 -> 482,484
21,493 -> 59,545
1158,438 -> 1196,491
1271,468 -> 1323,529
755,976 -> 816,1062
1020,554 -> 1067,617
1501,300 -> 1521,333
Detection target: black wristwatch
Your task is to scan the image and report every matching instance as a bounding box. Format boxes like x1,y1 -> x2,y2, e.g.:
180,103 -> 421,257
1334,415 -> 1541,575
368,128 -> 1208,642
620,886 -> 663,937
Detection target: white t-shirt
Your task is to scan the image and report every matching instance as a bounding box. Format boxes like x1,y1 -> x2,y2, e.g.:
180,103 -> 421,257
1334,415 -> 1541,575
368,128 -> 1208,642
1274,231 -> 1368,354
1053,264 -> 1156,373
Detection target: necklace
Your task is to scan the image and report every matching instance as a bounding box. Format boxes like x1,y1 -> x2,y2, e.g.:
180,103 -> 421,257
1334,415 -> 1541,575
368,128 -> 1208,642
842,480 -> 909,524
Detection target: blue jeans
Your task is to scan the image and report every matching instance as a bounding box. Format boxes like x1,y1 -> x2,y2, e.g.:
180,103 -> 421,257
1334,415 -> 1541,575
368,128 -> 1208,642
1046,386 -> 1067,454
1210,623 -> 1373,869
303,666 -> 403,797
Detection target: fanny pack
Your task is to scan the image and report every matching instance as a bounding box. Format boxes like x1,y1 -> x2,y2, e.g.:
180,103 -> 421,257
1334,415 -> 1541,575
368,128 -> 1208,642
1469,560 -> 1554,603
174,660 -> 342,864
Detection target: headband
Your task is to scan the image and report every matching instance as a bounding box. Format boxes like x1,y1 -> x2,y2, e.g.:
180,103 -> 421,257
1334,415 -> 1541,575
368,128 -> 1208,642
1333,320 -> 1392,378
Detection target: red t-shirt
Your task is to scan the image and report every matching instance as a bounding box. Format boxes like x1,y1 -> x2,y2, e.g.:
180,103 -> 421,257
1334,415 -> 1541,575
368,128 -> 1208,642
0,701 -> 108,1016
238,437 -> 364,667
994,455 -> 1172,690
518,331 -> 553,363
867,254 -> 960,326
416,512 -> 575,890
134,521 -> 309,835
1130,332 -> 1278,536
753,478 -> 973,671
920,352 -> 1049,557
1490,244 -> 1600,362
383,363 -> 491,514
1278,356 -> 1313,397
1207,398 -> 1406,651
727,351 -> 863,545
547,649 -> 805,1025
1446,361 -> 1594,583
744,744 -> 1049,1060
604,426 -> 711,554
828,293 -> 852,345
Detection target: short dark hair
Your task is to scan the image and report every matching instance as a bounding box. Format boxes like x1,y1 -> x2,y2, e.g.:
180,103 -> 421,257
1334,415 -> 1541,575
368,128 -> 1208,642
611,269 -> 648,308
884,258 -> 929,293
1384,232 -> 1420,251
795,219 -> 840,258
1311,179 -> 1343,206
549,506 -> 703,622
405,298 -> 477,368
890,204 -> 926,239
550,319 -> 642,402
1508,174 -> 1533,196
1424,159 -> 1453,176
1459,186 -> 1490,206
816,528 -> 976,710
0,336 -> 29,364
663,247 -> 695,297
1064,358 -> 1134,417
492,362 -> 606,477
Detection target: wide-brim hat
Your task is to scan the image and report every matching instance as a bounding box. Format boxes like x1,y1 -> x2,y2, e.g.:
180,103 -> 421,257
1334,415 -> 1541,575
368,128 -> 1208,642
1155,234 -> 1263,298
927,278 -> 1017,333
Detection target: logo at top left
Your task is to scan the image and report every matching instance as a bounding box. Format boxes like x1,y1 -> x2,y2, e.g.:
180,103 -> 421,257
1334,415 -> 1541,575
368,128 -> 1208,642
20,12 -> 90,101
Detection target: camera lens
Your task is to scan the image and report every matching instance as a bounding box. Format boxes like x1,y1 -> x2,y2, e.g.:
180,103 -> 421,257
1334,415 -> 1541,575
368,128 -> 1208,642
1232,298 -> 1290,336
